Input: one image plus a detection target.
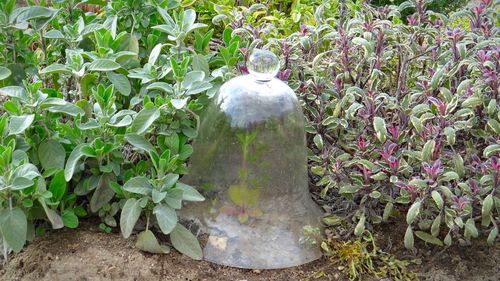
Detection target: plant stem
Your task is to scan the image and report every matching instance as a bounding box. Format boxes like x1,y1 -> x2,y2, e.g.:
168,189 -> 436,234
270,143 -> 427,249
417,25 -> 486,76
39,30 -> 47,62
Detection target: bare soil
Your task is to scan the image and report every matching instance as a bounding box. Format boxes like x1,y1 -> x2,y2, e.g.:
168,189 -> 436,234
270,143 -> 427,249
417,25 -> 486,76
0,220 -> 498,281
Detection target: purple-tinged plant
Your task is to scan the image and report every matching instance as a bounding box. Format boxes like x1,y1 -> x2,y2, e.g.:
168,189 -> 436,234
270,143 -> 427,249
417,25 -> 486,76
422,160 -> 443,182
252,0 -> 500,248
451,195 -> 470,214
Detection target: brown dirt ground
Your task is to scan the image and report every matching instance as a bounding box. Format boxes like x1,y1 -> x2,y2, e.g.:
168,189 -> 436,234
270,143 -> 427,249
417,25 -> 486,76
0,220 -> 498,281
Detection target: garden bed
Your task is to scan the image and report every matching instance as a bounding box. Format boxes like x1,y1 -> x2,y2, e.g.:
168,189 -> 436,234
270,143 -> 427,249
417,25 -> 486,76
1,220 -> 498,281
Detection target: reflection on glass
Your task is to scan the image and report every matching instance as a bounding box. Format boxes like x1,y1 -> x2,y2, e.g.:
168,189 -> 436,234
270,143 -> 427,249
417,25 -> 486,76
182,49 -> 323,269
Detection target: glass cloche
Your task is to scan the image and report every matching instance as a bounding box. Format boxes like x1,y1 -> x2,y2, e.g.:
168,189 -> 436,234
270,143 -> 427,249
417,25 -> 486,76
182,49 -> 323,269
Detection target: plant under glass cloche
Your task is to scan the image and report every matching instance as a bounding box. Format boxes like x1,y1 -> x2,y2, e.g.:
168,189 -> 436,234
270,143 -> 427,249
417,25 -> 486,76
182,49 -> 323,269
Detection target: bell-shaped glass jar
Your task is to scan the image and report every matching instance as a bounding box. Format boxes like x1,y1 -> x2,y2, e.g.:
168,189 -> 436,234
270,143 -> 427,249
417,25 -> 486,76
182,49 -> 322,269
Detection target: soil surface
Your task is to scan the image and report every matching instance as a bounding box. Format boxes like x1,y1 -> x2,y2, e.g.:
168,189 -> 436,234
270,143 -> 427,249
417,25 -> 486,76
0,221 -> 498,281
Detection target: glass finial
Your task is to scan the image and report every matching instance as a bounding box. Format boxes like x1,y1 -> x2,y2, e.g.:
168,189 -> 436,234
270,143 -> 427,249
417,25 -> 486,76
247,49 -> 280,82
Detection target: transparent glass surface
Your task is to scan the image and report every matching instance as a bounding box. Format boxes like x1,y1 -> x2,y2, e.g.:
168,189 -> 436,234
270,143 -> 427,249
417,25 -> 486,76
182,50 -> 323,269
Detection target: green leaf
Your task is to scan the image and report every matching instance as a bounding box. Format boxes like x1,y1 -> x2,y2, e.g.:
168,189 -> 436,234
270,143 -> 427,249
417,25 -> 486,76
49,170 -> 67,202
11,177 -> 34,190
42,98 -> 85,116
406,200 -> 421,224
43,29 -> 64,39
444,233 -> 452,246
131,107 -> 160,135
431,215 -> 441,237
148,43 -> 163,65
38,197 -> 64,229
482,194 -> 494,218
90,174 -> 115,213
9,114 -> 34,135
373,117 -> 386,143
123,176 -> 152,195
124,133 -> 155,153
462,95 -> 483,108
88,59 -> 121,71
431,66 -> 445,90
440,171 -> 459,182
483,144 -> 500,158
487,225 -> 498,245
136,230 -> 170,254
0,66 -> 12,80
415,231 -> 443,246
12,163 -> 40,180
313,134 -> 323,150
453,154 -> 464,178
171,98 -> 188,109
170,223 -> 202,260
38,139 -> 66,170
176,182 -> 204,201
162,174 -> 179,190
152,189 -> 167,203
421,140 -> 435,162
431,191 -> 444,209
487,119 -> 500,134
404,225 -> 414,250
153,204 -> 178,235
464,219 -> 479,238
0,207 -> 27,253
0,86 -> 27,100
383,202 -> 393,222
354,213 -> 365,236
61,209 -> 79,229
64,144 -> 86,181
443,127 -> 455,146
147,82 -> 174,94
120,198 -> 143,239
40,64 -> 71,75
107,72 -> 131,96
